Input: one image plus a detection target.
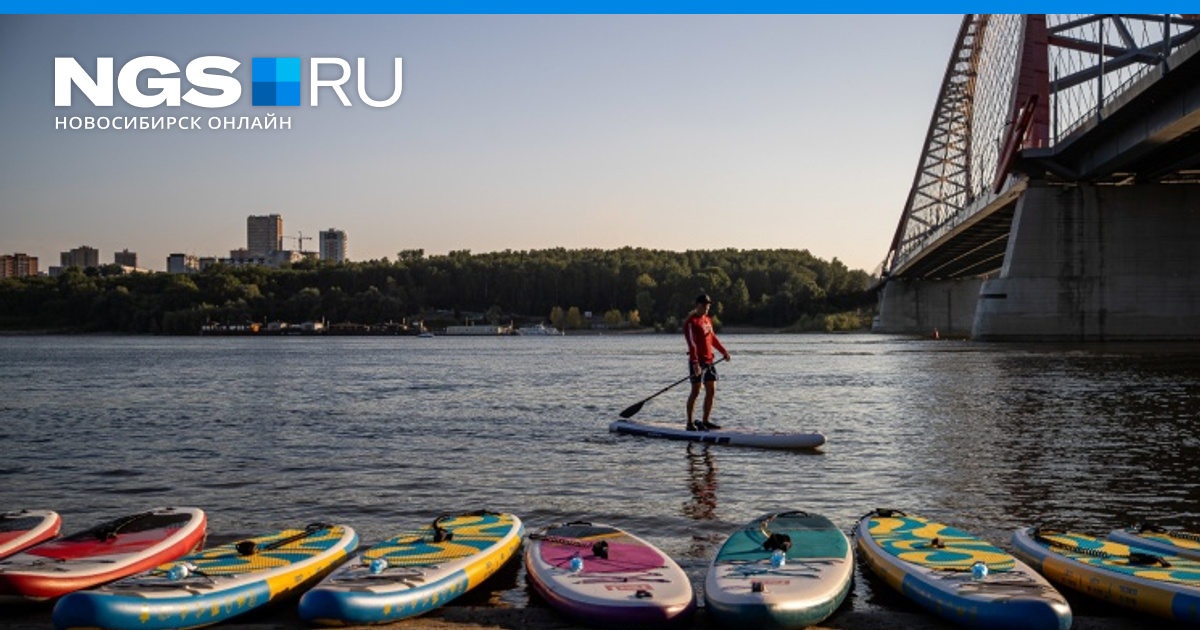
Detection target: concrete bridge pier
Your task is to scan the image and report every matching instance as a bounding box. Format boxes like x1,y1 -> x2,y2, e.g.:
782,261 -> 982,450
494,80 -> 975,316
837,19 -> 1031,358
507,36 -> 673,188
872,277 -> 984,338
973,183 -> 1200,341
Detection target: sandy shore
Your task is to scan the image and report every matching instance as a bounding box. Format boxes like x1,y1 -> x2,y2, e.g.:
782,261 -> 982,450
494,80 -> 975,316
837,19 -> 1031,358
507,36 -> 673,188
0,599 -> 1152,630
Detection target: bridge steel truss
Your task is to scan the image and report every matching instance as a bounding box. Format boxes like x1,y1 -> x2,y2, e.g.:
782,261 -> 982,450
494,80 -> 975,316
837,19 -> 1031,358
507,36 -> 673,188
883,14 -> 1200,281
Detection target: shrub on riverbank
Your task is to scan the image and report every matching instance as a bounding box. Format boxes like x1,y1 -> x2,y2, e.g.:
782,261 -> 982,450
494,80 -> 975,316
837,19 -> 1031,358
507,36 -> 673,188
0,248 -> 875,334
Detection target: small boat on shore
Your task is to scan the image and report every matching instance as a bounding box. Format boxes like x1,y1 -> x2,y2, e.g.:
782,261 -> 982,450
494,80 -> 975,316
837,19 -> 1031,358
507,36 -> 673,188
517,323 -> 562,336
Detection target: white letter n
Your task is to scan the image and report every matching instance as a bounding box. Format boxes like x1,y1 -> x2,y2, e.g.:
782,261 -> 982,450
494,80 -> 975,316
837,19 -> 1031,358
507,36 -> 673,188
55,58 -> 114,106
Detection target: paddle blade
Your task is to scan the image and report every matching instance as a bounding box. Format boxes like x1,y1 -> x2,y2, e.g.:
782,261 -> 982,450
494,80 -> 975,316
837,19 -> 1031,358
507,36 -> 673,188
619,401 -> 644,418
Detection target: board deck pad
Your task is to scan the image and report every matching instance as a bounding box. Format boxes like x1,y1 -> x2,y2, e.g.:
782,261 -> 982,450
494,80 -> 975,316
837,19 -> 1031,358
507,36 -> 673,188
183,526 -> 347,573
716,512 -> 849,561
539,538 -> 663,574
867,514 -> 1016,572
1031,530 -> 1200,586
361,512 -> 517,567
27,511 -> 194,561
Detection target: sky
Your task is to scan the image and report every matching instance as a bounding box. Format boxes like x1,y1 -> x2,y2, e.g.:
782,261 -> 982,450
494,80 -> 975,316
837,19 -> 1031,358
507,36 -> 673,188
0,14 -> 963,273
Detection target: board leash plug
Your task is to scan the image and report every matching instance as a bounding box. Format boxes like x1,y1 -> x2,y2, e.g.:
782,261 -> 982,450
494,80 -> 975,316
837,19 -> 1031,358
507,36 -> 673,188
971,561 -> 988,580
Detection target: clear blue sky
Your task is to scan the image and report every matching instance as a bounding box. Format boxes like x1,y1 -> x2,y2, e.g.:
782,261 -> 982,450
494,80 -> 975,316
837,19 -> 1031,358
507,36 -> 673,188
0,14 -> 963,273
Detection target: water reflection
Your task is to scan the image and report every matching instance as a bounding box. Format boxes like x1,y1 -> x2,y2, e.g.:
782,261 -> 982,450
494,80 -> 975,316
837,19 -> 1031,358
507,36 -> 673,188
4,335 -> 1200,625
683,442 -> 717,521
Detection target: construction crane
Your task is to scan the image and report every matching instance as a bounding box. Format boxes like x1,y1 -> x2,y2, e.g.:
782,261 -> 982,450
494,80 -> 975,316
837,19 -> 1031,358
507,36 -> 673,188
282,232 -> 312,253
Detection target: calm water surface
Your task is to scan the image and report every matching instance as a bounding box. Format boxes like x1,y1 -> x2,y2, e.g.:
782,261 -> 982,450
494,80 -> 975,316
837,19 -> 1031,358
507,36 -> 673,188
2,334 -> 1199,621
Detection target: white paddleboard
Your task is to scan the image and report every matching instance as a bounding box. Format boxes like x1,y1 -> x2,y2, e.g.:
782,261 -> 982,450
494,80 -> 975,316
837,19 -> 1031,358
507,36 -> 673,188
705,511 -> 853,629
610,419 -> 825,450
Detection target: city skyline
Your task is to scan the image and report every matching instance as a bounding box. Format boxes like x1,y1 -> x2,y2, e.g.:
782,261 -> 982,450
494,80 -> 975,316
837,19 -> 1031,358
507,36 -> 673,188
1,15 -> 963,273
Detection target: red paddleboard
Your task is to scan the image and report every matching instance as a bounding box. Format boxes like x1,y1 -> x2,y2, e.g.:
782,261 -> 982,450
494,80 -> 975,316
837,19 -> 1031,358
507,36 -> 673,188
0,510 -> 62,560
0,507 -> 206,601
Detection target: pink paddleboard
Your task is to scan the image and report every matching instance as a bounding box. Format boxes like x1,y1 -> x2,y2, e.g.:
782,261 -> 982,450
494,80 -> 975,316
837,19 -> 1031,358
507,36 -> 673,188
524,521 -> 694,628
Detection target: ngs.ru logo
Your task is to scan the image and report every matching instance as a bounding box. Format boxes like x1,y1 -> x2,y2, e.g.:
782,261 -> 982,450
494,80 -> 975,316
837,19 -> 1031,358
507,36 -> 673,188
55,56 -> 403,108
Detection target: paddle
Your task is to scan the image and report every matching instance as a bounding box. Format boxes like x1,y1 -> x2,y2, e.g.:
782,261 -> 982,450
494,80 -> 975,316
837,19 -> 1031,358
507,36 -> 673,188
619,357 -> 725,419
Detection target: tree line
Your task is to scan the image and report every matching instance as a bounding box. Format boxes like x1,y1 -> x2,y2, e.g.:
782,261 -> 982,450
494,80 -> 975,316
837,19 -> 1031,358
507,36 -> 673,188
0,247 -> 876,334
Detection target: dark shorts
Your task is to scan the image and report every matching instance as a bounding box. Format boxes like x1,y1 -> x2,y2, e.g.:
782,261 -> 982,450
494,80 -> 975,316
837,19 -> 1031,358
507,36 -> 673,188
688,361 -> 719,384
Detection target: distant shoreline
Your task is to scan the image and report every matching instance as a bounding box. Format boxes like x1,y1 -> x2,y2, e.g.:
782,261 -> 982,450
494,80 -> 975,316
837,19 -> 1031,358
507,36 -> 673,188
0,326 -> 843,337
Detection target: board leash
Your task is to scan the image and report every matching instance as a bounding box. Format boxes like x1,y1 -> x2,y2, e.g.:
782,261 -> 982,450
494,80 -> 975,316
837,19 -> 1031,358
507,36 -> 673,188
235,522 -> 333,556
1135,522 -> 1200,544
1032,527 -> 1172,567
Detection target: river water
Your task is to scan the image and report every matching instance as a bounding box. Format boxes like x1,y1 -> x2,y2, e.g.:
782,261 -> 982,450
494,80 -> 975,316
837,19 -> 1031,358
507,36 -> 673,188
2,334 -> 1198,624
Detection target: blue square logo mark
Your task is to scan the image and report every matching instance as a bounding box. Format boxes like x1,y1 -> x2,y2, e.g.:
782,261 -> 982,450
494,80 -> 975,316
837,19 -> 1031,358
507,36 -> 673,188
252,57 -> 300,106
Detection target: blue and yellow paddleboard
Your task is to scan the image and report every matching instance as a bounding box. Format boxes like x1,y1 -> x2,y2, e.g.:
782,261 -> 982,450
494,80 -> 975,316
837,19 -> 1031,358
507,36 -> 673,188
299,511 -> 522,625
1108,524 -> 1200,562
1014,526 -> 1200,625
857,510 -> 1070,630
53,523 -> 358,630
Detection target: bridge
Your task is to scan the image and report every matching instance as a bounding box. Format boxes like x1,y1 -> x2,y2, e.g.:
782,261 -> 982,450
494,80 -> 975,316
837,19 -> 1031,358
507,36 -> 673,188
873,14 -> 1200,341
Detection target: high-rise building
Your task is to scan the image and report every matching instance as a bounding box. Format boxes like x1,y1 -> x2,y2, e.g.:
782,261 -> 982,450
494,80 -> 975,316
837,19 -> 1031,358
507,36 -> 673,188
60,245 -> 99,269
114,249 -> 137,267
0,253 -> 38,278
247,214 -> 283,256
319,228 -> 348,263
167,253 -> 200,274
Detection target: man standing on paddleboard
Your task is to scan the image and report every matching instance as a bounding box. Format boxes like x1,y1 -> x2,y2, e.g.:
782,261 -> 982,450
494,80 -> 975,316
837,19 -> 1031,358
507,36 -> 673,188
685,293 -> 730,432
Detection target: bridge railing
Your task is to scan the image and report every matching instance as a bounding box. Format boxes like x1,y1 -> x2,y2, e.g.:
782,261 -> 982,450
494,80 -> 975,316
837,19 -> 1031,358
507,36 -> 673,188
1050,14 -> 1198,143
883,14 -> 1199,279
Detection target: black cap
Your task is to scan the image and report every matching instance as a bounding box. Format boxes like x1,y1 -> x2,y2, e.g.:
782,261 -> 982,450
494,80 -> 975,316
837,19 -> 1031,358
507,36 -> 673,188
696,293 -> 712,304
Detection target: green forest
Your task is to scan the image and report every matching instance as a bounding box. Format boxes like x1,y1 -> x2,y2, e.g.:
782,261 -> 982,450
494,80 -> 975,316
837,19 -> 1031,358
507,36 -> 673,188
0,248 -> 876,334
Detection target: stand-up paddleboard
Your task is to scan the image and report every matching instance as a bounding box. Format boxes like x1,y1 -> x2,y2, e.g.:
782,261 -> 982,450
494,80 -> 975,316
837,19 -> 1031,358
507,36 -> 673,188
300,511 -> 522,625
857,510 -> 1071,630
0,507 -> 206,602
525,521 -> 695,628
53,523 -> 357,630
1013,526 -> 1200,626
1108,523 -> 1200,561
0,510 -> 62,560
609,419 -> 825,450
705,510 -> 852,629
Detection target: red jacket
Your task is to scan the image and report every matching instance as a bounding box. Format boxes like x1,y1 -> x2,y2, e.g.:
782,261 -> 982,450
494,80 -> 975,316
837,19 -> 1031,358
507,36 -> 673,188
684,313 -> 727,364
